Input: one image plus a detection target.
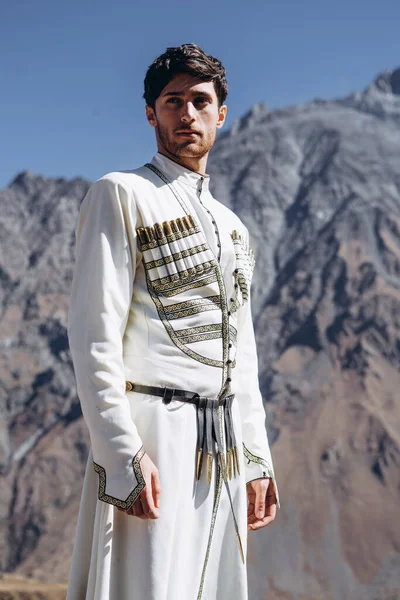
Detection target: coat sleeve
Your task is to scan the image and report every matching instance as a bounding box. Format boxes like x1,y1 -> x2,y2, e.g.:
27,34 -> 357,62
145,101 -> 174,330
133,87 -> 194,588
67,175 -> 146,509
234,233 -> 280,507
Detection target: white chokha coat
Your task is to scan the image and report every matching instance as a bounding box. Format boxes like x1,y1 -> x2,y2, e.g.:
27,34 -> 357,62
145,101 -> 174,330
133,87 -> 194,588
66,152 -> 279,600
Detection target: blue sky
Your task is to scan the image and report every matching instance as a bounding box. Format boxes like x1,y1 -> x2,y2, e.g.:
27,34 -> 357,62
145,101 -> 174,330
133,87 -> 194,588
1,0 -> 399,189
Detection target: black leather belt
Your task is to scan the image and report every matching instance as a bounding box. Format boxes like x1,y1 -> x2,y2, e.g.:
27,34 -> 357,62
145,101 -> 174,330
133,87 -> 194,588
125,381 -> 240,484
125,380 -> 245,563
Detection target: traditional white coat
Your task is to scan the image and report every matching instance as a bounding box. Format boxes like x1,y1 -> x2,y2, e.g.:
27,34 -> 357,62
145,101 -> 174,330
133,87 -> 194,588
66,152 -> 279,600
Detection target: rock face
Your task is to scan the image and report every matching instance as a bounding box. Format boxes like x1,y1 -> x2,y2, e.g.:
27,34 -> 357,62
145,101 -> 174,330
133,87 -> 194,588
1,68 -> 400,599
0,173 -> 90,580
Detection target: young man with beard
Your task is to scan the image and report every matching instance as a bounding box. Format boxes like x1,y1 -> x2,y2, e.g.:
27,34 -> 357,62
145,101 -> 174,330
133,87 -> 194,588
67,43 -> 279,600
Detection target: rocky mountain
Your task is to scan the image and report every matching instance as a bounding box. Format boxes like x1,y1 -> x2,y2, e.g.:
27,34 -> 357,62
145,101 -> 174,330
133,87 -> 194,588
1,68 -> 400,599
0,173 -> 90,582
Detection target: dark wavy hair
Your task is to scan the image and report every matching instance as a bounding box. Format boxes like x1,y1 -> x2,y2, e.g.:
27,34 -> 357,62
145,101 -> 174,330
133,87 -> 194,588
143,43 -> 228,109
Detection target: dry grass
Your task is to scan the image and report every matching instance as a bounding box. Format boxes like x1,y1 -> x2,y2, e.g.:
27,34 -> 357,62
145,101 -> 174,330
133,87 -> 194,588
0,576 -> 66,600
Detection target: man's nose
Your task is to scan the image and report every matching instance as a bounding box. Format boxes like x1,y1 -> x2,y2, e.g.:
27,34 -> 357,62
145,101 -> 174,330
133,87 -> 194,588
181,102 -> 196,123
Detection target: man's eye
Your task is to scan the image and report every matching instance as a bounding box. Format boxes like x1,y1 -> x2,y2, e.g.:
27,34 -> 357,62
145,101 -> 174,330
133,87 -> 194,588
167,97 -> 180,104
195,97 -> 208,104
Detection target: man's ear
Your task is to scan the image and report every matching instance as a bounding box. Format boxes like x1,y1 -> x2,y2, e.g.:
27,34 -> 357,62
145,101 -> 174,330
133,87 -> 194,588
146,105 -> 157,128
216,104 -> 227,129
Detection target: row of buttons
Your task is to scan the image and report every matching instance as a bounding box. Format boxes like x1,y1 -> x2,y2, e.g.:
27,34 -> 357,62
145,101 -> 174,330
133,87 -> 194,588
228,269 -> 239,315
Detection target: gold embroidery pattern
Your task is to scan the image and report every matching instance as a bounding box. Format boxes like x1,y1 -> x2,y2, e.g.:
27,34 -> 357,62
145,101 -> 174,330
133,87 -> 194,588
165,303 -> 221,321
164,296 -> 221,320
149,261 -> 217,290
153,271 -> 218,297
176,330 -> 222,345
93,446 -> 146,509
138,221 -> 217,290
243,443 -> 280,507
164,296 -> 221,313
146,279 -> 224,368
138,229 -> 228,366
229,324 -> 237,346
176,323 -> 222,337
138,218 -> 216,284
243,443 -> 272,470
231,230 -> 255,313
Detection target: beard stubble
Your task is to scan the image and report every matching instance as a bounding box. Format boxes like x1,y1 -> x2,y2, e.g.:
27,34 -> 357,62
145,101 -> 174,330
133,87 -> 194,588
156,121 -> 216,160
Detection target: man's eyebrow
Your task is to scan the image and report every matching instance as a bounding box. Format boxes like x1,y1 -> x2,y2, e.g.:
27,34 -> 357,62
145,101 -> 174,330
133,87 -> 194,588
162,90 -> 214,99
163,91 -> 185,97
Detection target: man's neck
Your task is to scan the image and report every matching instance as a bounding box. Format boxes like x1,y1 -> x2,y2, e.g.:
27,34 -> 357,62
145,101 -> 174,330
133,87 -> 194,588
157,147 -> 209,176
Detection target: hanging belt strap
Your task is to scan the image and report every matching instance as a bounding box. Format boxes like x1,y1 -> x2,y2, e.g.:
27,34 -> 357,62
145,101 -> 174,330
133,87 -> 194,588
125,381 -> 245,564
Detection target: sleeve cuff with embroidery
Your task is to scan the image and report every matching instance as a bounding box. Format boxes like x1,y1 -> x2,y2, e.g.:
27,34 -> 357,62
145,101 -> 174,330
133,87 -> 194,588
243,443 -> 280,508
94,446 -> 146,509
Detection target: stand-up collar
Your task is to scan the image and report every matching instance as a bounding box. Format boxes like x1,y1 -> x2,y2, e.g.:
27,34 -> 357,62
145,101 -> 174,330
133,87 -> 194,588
150,152 -> 210,193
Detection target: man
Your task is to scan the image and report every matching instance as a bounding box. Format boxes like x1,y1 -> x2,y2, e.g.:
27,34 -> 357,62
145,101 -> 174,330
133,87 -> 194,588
66,43 -> 279,600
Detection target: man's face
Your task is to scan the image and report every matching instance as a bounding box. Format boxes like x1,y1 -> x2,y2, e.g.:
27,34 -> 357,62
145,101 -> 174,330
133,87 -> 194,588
146,74 -> 227,163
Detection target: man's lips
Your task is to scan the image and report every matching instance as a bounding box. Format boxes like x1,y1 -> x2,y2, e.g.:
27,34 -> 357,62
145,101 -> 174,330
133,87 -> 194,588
175,130 -> 201,136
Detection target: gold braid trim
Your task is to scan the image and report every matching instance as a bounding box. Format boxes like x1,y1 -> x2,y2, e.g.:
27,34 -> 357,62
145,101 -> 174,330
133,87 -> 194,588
93,446 -> 146,509
154,271 -> 218,297
243,443 -> 274,476
243,443 -> 280,508
230,230 -> 255,313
